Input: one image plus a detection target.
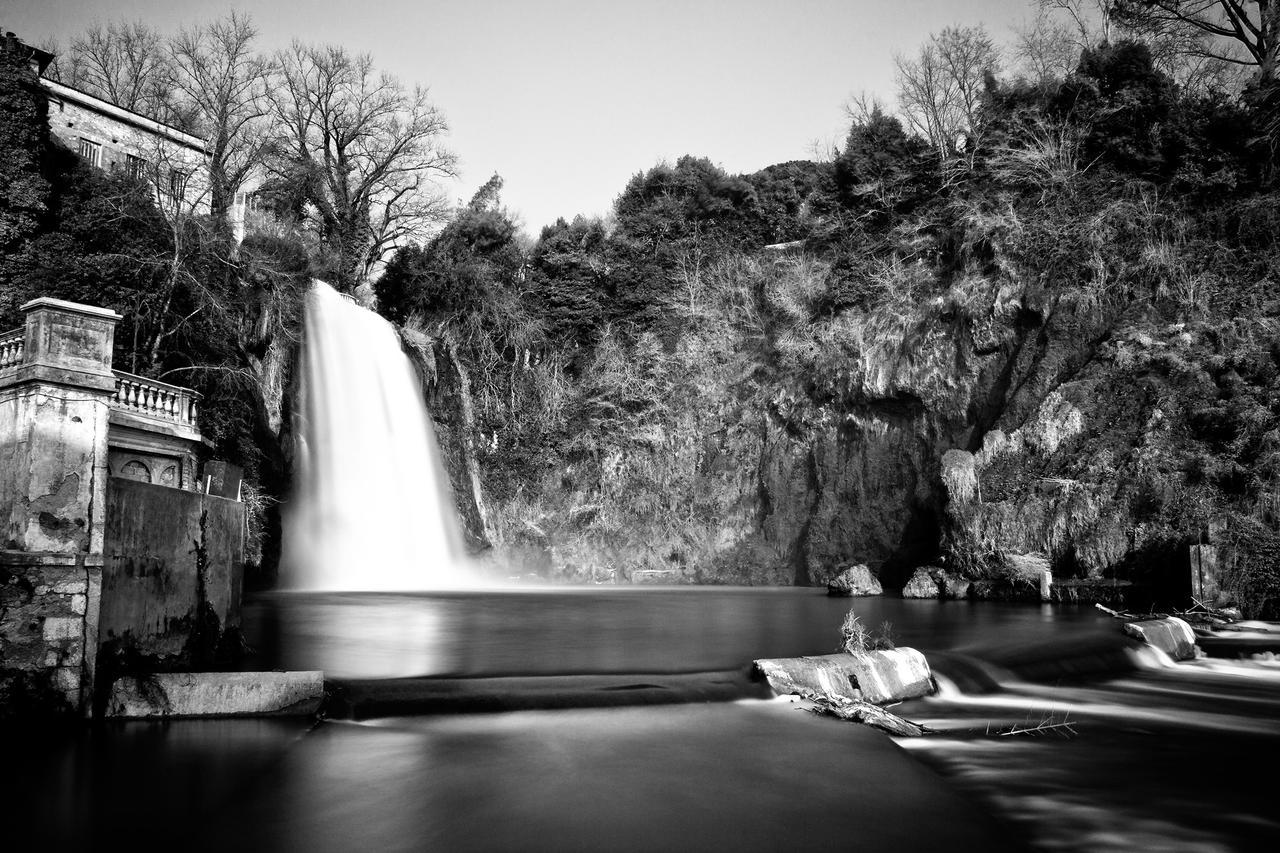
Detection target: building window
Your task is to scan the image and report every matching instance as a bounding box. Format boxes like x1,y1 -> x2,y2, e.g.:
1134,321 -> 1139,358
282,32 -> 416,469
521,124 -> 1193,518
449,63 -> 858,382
78,138 -> 101,168
126,154 -> 147,181
169,168 -> 189,199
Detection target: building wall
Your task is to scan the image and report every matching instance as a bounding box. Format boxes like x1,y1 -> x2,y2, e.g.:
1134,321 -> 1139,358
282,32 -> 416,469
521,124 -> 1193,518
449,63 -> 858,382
42,81 -> 210,215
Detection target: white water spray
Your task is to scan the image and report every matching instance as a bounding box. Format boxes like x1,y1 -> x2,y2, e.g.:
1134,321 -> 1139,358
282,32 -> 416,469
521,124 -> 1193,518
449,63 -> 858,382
283,281 -> 473,590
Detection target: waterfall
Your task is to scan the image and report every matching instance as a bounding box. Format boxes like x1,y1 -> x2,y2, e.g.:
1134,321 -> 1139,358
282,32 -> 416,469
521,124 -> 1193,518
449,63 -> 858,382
282,280 -> 474,590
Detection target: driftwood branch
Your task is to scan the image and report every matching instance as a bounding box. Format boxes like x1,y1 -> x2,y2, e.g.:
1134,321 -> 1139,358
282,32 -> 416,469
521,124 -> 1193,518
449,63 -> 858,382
797,691 -> 934,737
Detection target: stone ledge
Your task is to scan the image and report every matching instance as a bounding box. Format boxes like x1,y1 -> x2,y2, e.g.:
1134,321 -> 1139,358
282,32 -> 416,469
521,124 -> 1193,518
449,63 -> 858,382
105,671 -> 324,718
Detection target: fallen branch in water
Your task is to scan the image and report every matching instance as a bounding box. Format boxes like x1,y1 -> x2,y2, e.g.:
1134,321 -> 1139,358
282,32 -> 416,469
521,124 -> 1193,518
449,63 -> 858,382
987,711 -> 1077,739
797,691 -> 934,737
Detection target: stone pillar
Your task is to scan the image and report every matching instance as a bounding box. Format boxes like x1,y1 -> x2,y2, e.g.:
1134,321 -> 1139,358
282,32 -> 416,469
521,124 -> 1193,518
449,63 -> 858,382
0,298 -> 120,717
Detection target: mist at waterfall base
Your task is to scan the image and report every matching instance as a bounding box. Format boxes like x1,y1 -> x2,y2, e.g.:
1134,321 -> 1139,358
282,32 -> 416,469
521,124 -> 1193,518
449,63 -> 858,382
281,280 -> 475,592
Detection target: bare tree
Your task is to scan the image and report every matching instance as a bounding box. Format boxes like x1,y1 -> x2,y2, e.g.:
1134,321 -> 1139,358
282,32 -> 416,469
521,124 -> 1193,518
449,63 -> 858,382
65,21 -> 180,123
1031,1 -> 1246,92
1112,1 -> 1280,85
268,42 -> 457,291
844,89 -> 890,124
1044,0 -> 1117,46
167,12 -> 274,221
895,25 -> 1002,160
1015,8 -> 1084,83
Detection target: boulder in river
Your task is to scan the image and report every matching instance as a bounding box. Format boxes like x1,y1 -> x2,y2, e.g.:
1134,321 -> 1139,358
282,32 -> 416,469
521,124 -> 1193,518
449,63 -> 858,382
827,564 -> 882,597
902,567 -> 940,599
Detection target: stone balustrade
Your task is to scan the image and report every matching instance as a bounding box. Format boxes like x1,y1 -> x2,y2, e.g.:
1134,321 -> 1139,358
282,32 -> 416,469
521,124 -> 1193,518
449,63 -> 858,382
112,370 -> 199,427
0,327 -> 23,369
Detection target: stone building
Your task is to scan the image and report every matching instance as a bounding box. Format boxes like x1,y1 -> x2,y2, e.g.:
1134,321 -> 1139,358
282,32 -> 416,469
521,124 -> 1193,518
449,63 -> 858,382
41,77 -> 211,216
3,29 -> 263,233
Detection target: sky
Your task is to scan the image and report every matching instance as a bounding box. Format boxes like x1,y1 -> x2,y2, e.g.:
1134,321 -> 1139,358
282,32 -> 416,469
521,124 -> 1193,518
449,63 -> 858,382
3,0 -> 1035,236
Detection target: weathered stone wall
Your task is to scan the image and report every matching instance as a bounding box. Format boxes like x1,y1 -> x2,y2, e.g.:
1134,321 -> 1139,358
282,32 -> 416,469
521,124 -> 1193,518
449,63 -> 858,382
100,478 -> 244,663
0,299 -> 119,716
0,382 -> 111,554
0,553 -> 101,714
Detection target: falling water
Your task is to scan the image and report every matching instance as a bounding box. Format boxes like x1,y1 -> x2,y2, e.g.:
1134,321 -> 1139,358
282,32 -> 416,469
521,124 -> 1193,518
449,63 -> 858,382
282,280 -> 472,590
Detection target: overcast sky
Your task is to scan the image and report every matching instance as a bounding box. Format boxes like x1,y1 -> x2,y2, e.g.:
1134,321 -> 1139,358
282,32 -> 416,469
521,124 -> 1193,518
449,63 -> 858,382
4,0 -> 1034,235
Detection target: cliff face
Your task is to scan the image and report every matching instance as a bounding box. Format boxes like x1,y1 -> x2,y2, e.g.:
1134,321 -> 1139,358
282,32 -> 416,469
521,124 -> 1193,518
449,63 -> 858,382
434,263 -> 1110,588
415,205 -> 1280,611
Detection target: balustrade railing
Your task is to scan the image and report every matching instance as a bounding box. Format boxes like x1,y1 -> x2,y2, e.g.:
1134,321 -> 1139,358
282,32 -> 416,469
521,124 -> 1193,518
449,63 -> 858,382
0,328 -> 23,369
112,370 -> 199,428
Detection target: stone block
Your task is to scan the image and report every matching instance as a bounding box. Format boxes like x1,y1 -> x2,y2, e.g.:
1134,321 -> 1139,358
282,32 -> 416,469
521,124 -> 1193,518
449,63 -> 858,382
1123,617 -> 1198,661
42,616 -> 81,641
827,564 -> 882,597
754,649 -> 935,705
105,671 -> 325,718
52,667 -> 80,694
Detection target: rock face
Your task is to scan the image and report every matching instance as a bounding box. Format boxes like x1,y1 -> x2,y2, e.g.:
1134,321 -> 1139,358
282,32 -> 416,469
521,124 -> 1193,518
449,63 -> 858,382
754,649 -> 935,705
941,573 -> 971,600
827,564 -> 883,597
418,246 -> 1280,603
1123,617 -> 1199,661
901,567 -> 940,599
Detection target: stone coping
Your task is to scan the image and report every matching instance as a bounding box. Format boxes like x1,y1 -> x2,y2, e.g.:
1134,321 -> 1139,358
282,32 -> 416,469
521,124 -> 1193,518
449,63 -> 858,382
20,296 -> 122,321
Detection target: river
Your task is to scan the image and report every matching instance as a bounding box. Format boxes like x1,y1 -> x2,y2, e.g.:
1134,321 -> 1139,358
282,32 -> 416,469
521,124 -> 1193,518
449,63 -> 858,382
5,589 -> 1278,851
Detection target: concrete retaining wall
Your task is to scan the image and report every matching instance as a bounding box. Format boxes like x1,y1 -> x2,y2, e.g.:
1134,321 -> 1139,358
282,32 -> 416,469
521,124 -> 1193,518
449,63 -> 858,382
106,670 -> 323,717
100,478 -> 244,661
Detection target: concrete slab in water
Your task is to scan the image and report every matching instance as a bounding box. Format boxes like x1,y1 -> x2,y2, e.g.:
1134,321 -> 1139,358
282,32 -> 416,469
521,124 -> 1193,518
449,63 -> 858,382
106,671 -> 324,718
1123,617 -> 1198,661
755,648 -> 935,704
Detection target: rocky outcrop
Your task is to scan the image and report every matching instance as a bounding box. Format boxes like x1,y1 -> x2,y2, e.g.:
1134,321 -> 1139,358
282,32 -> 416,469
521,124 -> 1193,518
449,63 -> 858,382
827,564 -> 883,597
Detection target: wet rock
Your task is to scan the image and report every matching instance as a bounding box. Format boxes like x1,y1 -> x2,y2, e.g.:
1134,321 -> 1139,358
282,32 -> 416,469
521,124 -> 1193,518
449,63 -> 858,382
754,648 -> 935,705
1123,617 -> 1198,661
940,573 -> 971,600
901,567 -> 940,599
826,564 -> 882,597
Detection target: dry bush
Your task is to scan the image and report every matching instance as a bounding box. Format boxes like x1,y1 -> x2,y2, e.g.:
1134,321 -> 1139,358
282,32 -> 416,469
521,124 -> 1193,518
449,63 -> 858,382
990,118 -> 1093,199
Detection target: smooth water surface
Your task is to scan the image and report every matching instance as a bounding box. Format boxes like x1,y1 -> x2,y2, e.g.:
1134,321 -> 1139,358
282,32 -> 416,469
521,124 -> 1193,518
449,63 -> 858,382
244,587 -> 1112,678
